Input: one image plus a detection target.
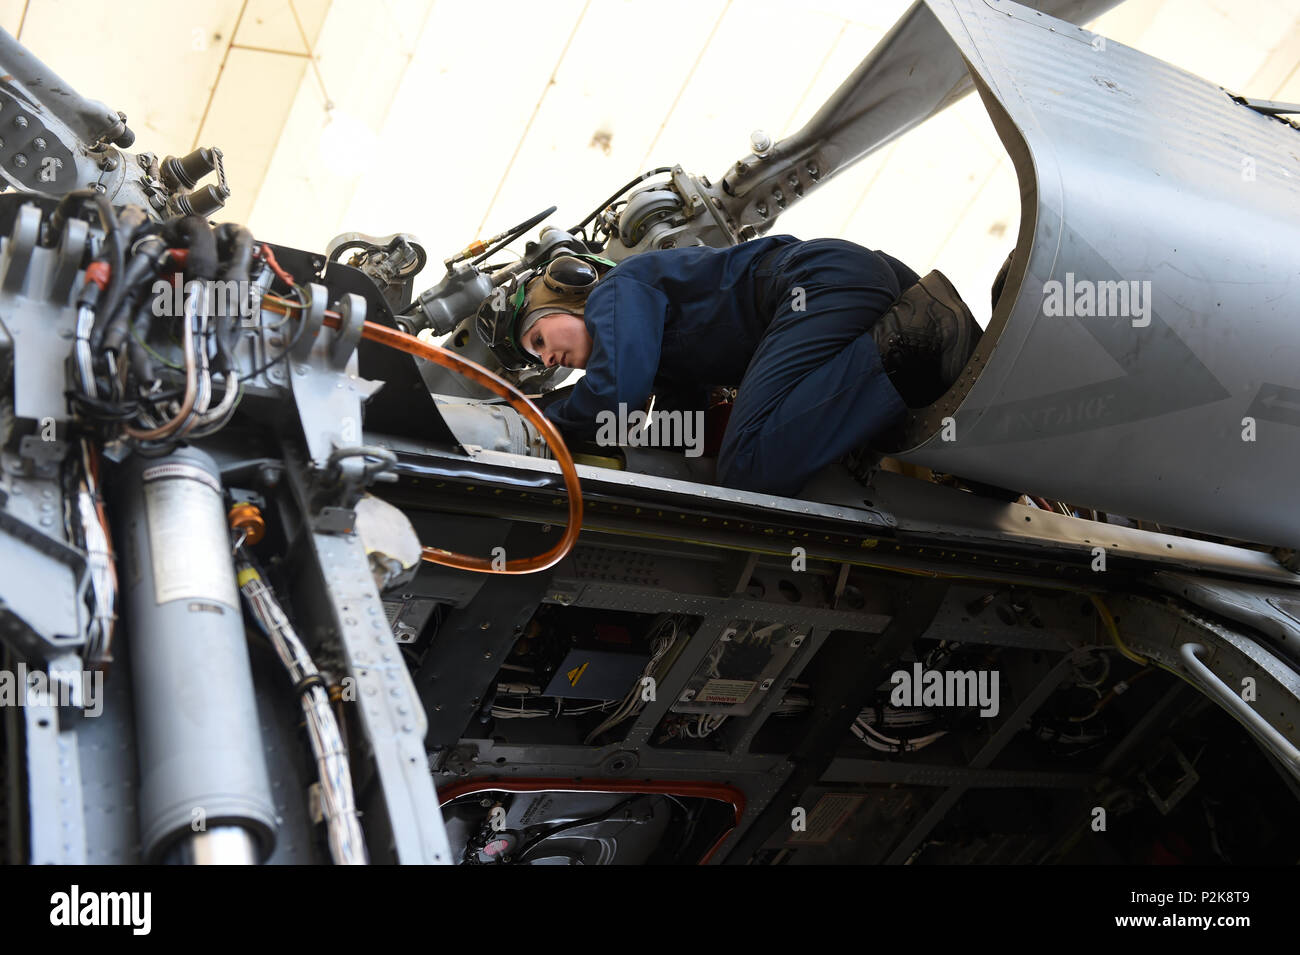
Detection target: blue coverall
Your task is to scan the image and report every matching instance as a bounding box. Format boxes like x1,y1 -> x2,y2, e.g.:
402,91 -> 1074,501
543,234 -> 918,497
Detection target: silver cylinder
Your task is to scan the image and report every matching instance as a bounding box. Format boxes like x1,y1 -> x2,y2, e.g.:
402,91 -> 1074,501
166,826 -> 261,866
115,447 -> 276,863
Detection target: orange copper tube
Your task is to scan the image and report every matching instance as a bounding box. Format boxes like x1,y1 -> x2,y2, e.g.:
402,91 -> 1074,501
262,295 -> 583,574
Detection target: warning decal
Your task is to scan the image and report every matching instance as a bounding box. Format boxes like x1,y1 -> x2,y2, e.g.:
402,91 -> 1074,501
698,679 -> 755,705
786,793 -> 865,846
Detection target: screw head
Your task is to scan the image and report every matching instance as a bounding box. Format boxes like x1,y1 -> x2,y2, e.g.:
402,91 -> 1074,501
32,137 -> 45,151
12,154 -> 26,168
12,115 -> 28,129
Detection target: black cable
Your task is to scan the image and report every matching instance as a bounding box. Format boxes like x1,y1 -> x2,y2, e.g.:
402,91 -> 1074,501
568,167 -> 673,236
468,205 -> 557,268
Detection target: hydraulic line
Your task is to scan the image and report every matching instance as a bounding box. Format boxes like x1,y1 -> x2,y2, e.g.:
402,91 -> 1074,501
123,281 -> 202,441
261,290 -> 583,575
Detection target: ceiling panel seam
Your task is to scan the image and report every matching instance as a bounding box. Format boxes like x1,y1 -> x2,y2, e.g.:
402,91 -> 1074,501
476,0 -> 595,237
638,0 -> 733,171
192,0 -> 250,151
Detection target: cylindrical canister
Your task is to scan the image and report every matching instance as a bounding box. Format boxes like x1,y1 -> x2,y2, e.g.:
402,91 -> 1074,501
114,446 -> 276,863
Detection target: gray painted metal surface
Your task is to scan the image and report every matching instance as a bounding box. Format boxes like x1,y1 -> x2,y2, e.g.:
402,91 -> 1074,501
298,522 -> 453,864
23,697 -> 86,865
897,0 -> 1300,550
378,436 -> 1300,587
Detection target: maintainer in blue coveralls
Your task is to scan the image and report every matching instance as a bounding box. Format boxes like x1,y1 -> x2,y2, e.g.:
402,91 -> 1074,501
483,235 -> 982,497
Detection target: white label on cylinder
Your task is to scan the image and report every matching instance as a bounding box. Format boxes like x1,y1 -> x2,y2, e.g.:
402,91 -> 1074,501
142,464 -> 239,608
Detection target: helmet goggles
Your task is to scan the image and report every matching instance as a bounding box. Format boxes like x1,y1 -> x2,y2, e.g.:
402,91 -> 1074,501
475,253 -> 611,369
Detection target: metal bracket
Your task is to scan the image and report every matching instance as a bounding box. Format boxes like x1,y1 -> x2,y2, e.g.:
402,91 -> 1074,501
290,281 -> 327,361
0,203 -> 40,293
329,292 -> 365,369
50,217 -> 87,303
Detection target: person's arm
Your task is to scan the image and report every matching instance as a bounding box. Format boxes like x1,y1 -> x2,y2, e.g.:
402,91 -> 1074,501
543,277 -> 670,443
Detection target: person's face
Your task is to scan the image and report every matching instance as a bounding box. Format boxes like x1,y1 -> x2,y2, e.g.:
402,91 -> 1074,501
525,312 -> 592,369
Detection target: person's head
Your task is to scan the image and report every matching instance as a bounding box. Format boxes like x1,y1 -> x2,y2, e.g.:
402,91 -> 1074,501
475,253 -> 610,370
519,309 -> 592,369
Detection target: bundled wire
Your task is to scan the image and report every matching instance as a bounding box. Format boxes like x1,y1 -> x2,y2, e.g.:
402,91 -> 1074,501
70,439 -> 116,665
584,615 -> 680,744
851,706 -> 947,753
691,713 -> 728,738
67,213 -> 262,450
657,711 -> 729,743
491,697 -> 617,720
235,557 -> 367,865
122,278 -> 202,442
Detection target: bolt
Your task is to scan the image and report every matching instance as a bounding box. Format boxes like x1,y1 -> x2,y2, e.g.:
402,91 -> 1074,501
12,115 -> 27,129
12,154 -> 26,168
756,201 -> 768,217
32,138 -> 45,151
